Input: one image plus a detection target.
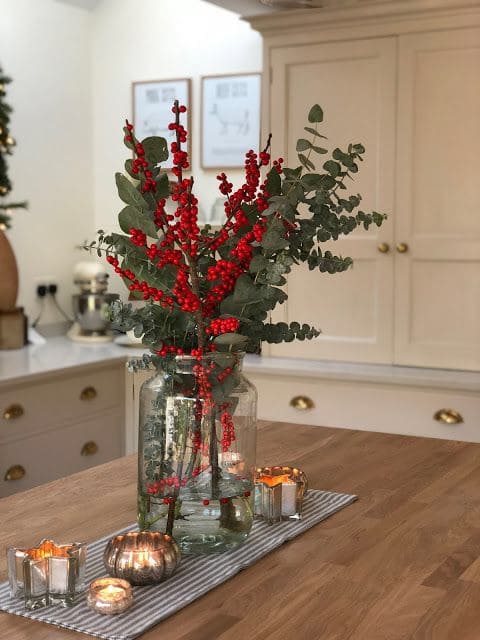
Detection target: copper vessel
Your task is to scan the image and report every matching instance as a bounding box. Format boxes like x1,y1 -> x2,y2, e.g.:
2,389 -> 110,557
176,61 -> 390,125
103,532 -> 181,586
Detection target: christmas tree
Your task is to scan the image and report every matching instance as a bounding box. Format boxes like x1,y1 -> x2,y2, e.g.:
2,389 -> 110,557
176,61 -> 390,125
0,65 -> 27,229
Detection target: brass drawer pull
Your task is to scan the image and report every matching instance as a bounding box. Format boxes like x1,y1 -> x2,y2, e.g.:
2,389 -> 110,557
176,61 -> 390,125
81,441 -> 98,456
4,464 -> 26,481
3,404 -> 24,420
396,242 -> 409,254
290,395 -> 315,411
80,386 -> 97,401
377,242 -> 390,254
434,408 -> 464,425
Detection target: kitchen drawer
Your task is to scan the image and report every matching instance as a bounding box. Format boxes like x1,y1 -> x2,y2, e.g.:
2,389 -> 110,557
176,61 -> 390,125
0,408 -> 124,497
250,373 -> 480,443
0,365 -> 124,444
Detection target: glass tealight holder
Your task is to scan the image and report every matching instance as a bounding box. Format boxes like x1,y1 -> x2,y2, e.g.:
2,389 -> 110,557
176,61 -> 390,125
87,578 -> 133,615
254,466 -> 308,522
259,483 -> 282,524
7,539 -> 86,609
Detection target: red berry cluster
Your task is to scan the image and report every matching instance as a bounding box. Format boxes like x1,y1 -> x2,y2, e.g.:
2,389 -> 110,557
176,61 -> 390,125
129,227 -> 147,247
124,121 -> 157,194
168,104 -> 188,178
221,411 -> 236,452
146,474 -> 187,495
173,268 -> 200,312
217,366 -> 232,383
192,359 -> 215,413
206,317 -> 240,336
170,178 -> 200,258
155,344 -> 184,357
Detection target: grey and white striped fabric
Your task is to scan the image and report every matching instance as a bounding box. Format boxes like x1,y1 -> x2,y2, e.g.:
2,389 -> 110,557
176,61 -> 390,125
0,489 -> 356,640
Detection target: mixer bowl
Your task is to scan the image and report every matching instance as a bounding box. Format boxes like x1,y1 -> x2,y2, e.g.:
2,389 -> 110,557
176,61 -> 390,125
72,293 -> 119,335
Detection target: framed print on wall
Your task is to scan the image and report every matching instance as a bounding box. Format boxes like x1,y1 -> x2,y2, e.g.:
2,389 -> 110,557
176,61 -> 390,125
201,73 -> 261,169
132,78 -> 191,168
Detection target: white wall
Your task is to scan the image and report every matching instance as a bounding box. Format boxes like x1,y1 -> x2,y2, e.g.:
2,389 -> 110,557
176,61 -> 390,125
0,0 -> 93,323
0,0 -> 262,317
91,0 -> 262,294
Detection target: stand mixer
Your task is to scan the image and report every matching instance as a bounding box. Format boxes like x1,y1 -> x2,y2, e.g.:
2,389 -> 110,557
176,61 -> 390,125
67,262 -> 119,343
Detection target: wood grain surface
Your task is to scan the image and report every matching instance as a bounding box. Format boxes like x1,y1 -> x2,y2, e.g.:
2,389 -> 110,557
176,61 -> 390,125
2,421 -> 480,639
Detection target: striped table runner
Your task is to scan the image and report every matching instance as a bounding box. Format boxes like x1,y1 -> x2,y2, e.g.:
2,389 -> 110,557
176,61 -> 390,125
0,489 -> 356,640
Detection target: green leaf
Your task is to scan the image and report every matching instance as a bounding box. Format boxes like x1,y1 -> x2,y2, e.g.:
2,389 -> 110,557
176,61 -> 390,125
115,173 -> 149,209
308,104 -> 324,123
261,217 -> 289,256
124,159 -> 138,180
249,254 -> 269,273
118,205 -> 158,238
300,174 -> 324,191
304,126 -> 327,139
283,167 -> 303,181
142,136 -> 169,165
232,274 -> 264,304
156,172 -> 170,199
323,160 -> 341,178
296,138 -> 311,152
265,167 -> 281,196
298,153 -> 315,171
311,145 -> 328,154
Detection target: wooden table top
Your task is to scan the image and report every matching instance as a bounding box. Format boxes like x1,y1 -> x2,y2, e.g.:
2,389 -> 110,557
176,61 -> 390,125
2,421 -> 480,639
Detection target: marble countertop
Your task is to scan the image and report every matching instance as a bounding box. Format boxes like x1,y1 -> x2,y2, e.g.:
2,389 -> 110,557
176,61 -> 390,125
1,336 -> 479,391
0,336 -> 145,385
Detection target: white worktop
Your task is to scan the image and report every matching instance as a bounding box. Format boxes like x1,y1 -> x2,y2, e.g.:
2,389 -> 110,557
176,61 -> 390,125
0,336 -> 145,386
1,336 -> 479,391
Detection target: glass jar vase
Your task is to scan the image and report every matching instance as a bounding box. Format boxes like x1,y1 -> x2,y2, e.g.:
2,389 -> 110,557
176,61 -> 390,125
137,353 -> 257,554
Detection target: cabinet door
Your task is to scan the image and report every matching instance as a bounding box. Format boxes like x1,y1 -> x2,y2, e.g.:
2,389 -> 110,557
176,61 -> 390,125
268,37 -> 396,363
395,29 -> 480,371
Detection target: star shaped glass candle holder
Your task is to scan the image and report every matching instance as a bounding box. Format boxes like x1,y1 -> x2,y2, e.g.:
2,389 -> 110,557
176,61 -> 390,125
254,466 -> 308,524
7,539 -> 86,610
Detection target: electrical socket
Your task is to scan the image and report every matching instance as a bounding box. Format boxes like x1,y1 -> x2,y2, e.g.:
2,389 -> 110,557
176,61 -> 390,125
34,276 -> 58,297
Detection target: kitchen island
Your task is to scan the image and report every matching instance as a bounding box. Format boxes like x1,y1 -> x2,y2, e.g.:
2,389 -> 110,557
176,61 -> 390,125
2,420 -> 480,639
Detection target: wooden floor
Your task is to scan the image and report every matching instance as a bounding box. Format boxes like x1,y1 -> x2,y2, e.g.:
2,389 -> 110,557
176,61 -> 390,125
2,420 -> 480,639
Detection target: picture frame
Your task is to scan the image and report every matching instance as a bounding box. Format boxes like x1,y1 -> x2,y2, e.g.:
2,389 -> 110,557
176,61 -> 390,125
132,78 -> 191,169
201,73 -> 261,169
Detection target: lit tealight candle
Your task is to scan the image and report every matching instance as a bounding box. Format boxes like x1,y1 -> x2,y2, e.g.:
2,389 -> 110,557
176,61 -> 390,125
87,578 -> 133,615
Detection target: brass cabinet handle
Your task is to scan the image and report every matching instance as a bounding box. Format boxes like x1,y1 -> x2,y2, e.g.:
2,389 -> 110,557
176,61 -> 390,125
434,408 -> 464,425
290,395 -> 315,411
377,242 -> 390,254
3,404 -> 24,421
80,386 -> 97,401
4,464 -> 26,481
396,242 -> 409,254
81,441 -> 98,456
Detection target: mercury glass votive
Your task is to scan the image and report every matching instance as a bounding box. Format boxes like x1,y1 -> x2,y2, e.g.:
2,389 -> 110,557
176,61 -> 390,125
87,578 -> 133,615
255,466 -> 308,521
104,531 -> 181,585
260,483 -> 283,524
7,539 -> 86,609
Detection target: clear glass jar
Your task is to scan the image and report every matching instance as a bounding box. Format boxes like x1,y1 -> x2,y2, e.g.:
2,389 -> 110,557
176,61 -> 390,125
137,353 -> 257,554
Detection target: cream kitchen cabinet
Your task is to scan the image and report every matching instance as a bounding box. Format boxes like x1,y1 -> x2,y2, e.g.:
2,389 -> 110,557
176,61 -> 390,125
0,361 -> 125,497
247,0 -> 480,371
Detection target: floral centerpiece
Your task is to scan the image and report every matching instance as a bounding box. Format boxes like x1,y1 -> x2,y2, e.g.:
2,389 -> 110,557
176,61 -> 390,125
88,101 -> 385,553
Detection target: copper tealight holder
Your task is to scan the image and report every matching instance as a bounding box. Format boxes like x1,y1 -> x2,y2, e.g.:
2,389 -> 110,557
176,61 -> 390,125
254,466 -> 308,522
7,539 -> 86,609
103,531 -> 181,585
